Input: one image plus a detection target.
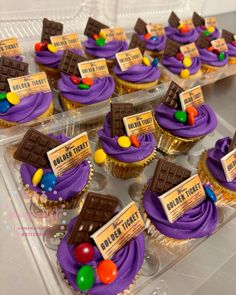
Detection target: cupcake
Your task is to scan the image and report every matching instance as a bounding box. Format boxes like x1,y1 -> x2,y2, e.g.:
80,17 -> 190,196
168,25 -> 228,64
142,158 -> 218,246
198,135 -> 236,205
95,103 -> 157,179
15,130 -> 93,211
83,17 -> 128,72
222,29 -> 236,65
165,11 -> 198,44
161,39 -> 202,80
154,82 -> 217,155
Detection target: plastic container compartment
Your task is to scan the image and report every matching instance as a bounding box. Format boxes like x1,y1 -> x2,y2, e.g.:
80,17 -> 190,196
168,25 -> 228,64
0,86 -> 236,295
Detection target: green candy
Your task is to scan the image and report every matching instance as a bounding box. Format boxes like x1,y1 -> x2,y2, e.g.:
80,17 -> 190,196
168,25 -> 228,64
96,38 -> 106,46
203,30 -> 210,36
76,265 -> 95,291
78,83 -> 90,90
174,111 -> 187,123
0,92 -> 7,100
218,52 -> 225,61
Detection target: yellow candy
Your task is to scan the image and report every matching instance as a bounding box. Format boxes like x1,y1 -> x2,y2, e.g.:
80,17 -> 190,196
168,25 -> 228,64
183,56 -> 192,68
207,26 -> 215,33
6,92 -> 20,105
117,136 -> 131,148
180,69 -> 190,79
99,31 -> 107,39
47,44 -> 58,53
143,56 -> 151,66
32,168 -> 44,186
177,24 -> 184,30
93,149 -> 107,165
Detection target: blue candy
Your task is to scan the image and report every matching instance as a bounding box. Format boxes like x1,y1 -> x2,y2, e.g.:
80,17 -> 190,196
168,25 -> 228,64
0,100 -> 11,113
40,172 -> 57,192
152,57 -> 159,67
150,36 -> 158,41
203,185 -> 217,202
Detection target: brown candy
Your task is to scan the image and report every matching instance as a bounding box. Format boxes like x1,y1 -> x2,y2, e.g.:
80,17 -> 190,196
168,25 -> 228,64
58,50 -> 87,76
163,81 -> 184,109
168,11 -> 180,28
84,17 -> 109,38
164,38 -> 181,57
192,11 -> 205,27
128,34 -> 146,55
41,18 -> 63,43
134,18 -> 147,35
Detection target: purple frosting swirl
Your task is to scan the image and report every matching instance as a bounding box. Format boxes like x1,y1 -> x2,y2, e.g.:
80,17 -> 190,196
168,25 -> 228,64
0,92 -> 52,123
84,38 -> 128,59
57,216 -> 145,294
165,26 -> 198,44
113,63 -> 160,83
139,34 -> 166,51
207,137 -> 236,191
142,183 -> 218,239
35,48 -> 83,69
20,134 -> 91,201
155,103 -> 217,138
162,56 -> 201,75
97,113 -> 156,163
196,26 -> 220,40
57,73 -> 115,104
227,43 -> 236,57
198,48 -> 228,66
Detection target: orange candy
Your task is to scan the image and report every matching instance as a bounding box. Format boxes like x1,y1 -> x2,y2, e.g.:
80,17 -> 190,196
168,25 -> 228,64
144,33 -> 152,40
186,106 -> 198,117
97,260 -> 118,284
82,77 -> 94,86
93,34 -> 99,40
188,113 -> 195,126
180,25 -> 190,33
130,134 -> 140,147
207,46 -> 214,51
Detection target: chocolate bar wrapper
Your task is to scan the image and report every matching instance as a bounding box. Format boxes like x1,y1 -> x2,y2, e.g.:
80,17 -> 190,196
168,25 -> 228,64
84,51 -> 116,73
0,100 -> 54,129
198,152 -> 236,206
154,120 -> 204,155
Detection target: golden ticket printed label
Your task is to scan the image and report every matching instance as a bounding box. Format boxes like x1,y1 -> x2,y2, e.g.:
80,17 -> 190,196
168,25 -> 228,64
91,202 -> 145,260
180,19 -> 195,29
123,110 -> 155,137
179,85 -> 204,111
221,148 -> 236,182
0,37 -> 22,57
50,33 -> 82,50
159,175 -> 205,223
146,23 -> 165,36
205,16 -> 217,28
78,58 -> 110,79
47,132 -> 91,177
116,48 -> 143,72
100,28 -> 127,42
211,38 -> 228,52
8,72 -> 50,99
180,42 -> 199,58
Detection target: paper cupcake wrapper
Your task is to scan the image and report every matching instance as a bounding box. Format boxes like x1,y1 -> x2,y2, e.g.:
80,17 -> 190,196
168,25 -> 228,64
229,57 -> 236,65
36,62 -> 60,88
145,49 -> 164,59
154,120 -> 203,155
113,74 -> 158,95
201,64 -> 227,74
198,152 -> 236,206
0,100 -> 54,128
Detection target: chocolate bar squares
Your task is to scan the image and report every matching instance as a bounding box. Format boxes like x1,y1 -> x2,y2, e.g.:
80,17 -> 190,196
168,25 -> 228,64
129,34 -> 146,55
168,11 -> 180,28
84,17 -> 108,38
163,81 -> 184,109
196,33 -> 211,49
164,38 -> 181,57
192,11 -> 205,27
41,18 -> 63,43
67,192 -> 119,244
134,18 -> 147,35
58,50 -> 87,76
228,132 -> 236,152
222,29 -> 235,43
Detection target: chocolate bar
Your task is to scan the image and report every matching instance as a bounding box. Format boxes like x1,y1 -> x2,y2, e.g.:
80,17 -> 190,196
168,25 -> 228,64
110,103 -> 134,137
84,17 -> 109,38
222,29 -> 234,43
0,56 -> 29,92
128,34 -> 146,55
192,11 -> 205,27
150,158 -> 191,193
58,50 -> 87,76
164,38 -> 181,56
67,192 -> 119,244
168,11 -> 180,28
41,18 -> 63,43
162,81 -> 183,109
14,129 -> 60,168
196,33 -> 211,48
134,18 -> 147,35
228,132 -> 236,152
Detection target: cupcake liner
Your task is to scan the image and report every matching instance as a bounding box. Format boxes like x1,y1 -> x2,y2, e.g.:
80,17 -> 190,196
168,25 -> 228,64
85,52 -> 116,73
145,49 -> 164,59
36,62 -> 61,87
154,120 -> 203,155
113,74 -> 158,95
198,152 -> 236,206
229,57 -> 236,65
201,64 -> 227,74
0,100 -> 54,129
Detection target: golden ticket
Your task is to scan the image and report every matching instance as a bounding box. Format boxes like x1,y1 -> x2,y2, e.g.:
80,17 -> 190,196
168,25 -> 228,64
180,42 -> 199,58
221,148 -> 236,182
47,132 -> 91,177
8,72 -> 50,99
211,38 -> 228,52
159,175 -> 205,223
116,48 -> 143,72
0,37 -> 22,57
180,19 -> 195,29
100,28 -> 127,42
123,110 -> 155,137
91,202 -> 145,260
146,23 -> 165,36
205,16 -> 217,28
50,33 -> 82,50
78,58 -> 110,79
179,85 -> 204,111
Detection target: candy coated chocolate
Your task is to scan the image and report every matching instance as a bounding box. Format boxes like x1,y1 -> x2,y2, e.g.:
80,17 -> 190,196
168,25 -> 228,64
218,52 -> 225,61
35,42 -> 44,52
47,44 -> 58,53
82,77 -> 94,86
0,100 -> 10,113
32,168 -> 44,186
6,92 -> 20,105
74,243 -> 94,264
93,149 -> 107,165
186,106 -> 198,117
97,260 -> 118,284
117,136 -> 131,148
130,134 -> 140,147
204,185 -> 217,202
187,112 -> 195,126
0,92 -> 6,100
174,111 -> 187,123
183,56 -> 192,68
150,36 -> 158,41
96,38 -> 106,46
76,265 -> 95,291
152,57 -> 159,67
40,172 -> 57,192
143,56 -> 150,66
176,52 -> 184,61
78,83 -> 90,90
144,33 -> 152,40
93,33 -> 99,40
70,75 -> 81,85
180,69 -> 190,79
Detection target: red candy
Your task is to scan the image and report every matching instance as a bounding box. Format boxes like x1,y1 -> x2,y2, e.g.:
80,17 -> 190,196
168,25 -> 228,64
130,134 -> 140,148
34,42 -> 44,52
188,113 -> 195,126
97,260 -> 118,284
231,41 -> 236,47
186,106 -> 198,117
93,34 -> 99,40
74,243 -> 94,264
213,49 -> 220,55
179,26 -> 190,33
82,77 -> 94,86
144,33 -> 152,40
176,52 -> 184,61
70,75 -> 81,85
200,25 -> 207,30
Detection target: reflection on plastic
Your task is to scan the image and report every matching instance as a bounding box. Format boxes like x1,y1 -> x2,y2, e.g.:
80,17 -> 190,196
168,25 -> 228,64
150,280 -> 168,295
